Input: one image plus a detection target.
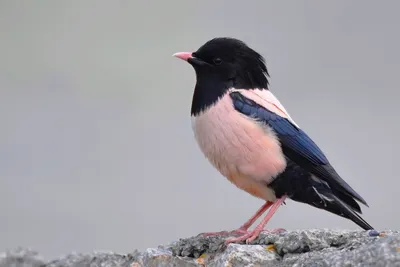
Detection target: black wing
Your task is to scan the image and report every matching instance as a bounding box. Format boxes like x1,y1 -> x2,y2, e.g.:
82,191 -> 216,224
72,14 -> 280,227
230,91 -> 368,206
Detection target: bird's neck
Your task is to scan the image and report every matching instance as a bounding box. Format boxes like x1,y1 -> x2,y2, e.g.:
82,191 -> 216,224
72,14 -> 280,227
190,77 -> 231,117
190,70 -> 270,116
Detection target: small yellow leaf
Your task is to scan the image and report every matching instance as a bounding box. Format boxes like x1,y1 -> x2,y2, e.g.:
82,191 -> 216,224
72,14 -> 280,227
265,244 -> 276,252
196,253 -> 207,264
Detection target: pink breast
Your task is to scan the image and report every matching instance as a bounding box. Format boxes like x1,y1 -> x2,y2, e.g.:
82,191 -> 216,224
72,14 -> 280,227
191,91 -> 287,186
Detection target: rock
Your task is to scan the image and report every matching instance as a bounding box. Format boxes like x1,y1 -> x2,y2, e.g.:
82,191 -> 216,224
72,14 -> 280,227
0,247 -> 45,267
1,230 -> 399,267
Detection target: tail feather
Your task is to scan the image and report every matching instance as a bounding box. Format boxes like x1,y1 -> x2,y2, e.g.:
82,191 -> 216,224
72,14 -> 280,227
321,191 -> 374,230
332,189 -> 362,214
314,164 -> 369,207
269,160 -> 373,230
301,175 -> 373,230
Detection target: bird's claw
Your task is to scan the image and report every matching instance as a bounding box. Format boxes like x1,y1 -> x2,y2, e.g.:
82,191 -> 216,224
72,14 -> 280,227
224,228 -> 287,245
224,230 -> 257,245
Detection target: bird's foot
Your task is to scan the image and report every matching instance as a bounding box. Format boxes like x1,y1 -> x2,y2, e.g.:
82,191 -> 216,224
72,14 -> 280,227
224,229 -> 261,245
201,227 -> 248,237
224,228 -> 286,245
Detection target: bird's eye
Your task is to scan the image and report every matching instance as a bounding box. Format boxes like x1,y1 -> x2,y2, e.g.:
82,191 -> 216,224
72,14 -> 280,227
213,57 -> 222,65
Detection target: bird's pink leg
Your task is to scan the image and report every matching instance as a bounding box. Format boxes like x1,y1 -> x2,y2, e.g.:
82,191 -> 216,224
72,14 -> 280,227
225,196 -> 287,244
235,201 -> 273,231
201,201 -> 273,237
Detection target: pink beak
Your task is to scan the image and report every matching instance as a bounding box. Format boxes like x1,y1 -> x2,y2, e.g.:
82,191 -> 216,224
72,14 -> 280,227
172,52 -> 193,61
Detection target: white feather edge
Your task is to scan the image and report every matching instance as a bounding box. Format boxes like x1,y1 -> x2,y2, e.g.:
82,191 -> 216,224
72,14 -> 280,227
229,88 -> 300,128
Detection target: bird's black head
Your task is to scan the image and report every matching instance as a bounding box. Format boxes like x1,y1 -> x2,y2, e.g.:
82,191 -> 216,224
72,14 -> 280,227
173,37 -> 270,116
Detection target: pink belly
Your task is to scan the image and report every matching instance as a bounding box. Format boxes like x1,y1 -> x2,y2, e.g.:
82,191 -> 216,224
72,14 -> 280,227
191,92 -> 287,201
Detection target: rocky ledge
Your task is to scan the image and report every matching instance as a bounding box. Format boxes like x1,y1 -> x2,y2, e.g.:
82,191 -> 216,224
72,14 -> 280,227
1,229 -> 399,267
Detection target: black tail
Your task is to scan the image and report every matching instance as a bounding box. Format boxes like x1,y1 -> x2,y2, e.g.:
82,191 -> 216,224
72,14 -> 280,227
291,177 -> 374,231
321,191 -> 374,230
269,161 -> 374,231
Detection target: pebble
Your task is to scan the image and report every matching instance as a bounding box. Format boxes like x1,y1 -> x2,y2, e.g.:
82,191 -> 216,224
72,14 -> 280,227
368,230 -> 380,237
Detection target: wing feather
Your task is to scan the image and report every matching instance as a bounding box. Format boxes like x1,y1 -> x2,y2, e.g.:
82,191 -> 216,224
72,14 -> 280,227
229,90 -> 368,206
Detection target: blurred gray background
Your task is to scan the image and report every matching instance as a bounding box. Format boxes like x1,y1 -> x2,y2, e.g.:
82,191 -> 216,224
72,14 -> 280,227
1,0 -> 399,259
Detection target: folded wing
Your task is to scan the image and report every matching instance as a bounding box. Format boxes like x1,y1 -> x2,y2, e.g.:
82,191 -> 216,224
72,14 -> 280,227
229,90 -> 368,206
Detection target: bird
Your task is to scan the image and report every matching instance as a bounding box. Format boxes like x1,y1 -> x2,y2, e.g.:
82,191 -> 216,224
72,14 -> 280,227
172,37 -> 374,244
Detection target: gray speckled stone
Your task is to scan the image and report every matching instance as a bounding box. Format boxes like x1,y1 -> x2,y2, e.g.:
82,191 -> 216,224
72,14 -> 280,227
1,230 -> 399,267
0,247 -> 45,267
209,243 -> 280,267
